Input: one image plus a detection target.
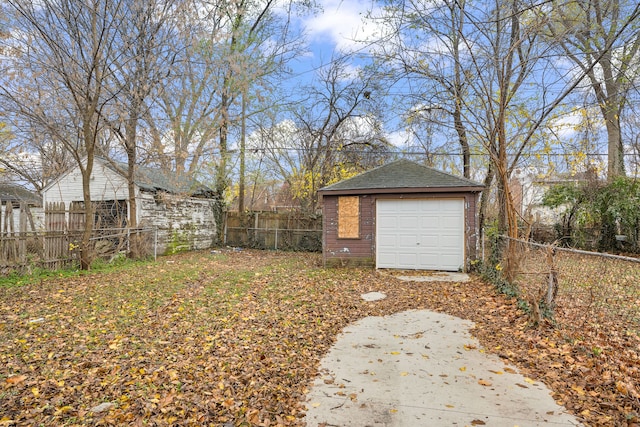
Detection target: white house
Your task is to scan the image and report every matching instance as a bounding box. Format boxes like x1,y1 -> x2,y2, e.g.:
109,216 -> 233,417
42,157 -> 220,254
510,167 -> 597,227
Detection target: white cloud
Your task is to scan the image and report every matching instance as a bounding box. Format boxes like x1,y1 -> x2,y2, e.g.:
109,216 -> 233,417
302,0 -> 385,54
385,129 -> 411,148
547,107 -> 604,141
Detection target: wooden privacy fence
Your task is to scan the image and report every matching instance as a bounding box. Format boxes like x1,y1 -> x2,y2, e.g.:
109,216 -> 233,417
224,211 -> 322,251
1,201 -> 157,274
0,200 -> 41,272
42,202 -> 84,270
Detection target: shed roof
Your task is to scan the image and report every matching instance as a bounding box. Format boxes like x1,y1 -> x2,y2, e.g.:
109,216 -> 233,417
104,159 -> 216,198
0,183 -> 42,206
318,159 -> 484,195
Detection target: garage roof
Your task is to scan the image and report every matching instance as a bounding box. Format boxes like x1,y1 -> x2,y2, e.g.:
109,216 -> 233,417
318,159 -> 484,195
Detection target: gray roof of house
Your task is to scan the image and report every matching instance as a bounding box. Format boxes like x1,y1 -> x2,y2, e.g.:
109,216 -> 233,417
105,159 -> 216,197
0,183 -> 42,206
318,159 -> 484,194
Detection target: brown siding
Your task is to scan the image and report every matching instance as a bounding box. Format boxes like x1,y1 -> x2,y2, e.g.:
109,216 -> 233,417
323,191 -> 481,270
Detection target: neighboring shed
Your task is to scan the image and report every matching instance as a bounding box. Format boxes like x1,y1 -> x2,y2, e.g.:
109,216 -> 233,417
42,157 -> 220,253
318,159 -> 484,271
0,183 -> 44,231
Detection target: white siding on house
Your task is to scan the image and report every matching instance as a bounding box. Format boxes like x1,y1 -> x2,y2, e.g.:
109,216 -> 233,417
43,160 -> 131,206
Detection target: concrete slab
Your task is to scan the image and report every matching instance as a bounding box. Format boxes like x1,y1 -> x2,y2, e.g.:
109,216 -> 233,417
361,292 -> 387,302
304,310 -> 582,427
395,272 -> 470,282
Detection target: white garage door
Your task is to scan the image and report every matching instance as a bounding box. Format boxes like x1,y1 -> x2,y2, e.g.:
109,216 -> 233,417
376,199 -> 465,271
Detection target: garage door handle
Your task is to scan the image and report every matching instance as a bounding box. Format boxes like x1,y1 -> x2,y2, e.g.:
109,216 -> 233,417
416,242 -> 420,245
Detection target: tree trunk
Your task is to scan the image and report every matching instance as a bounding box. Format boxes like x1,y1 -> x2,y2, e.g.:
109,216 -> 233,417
239,92 -> 247,213
605,108 -> 625,178
125,118 -> 138,229
215,88 -> 230,244
80,147 -> 95,270
478,162 -> 494,234
453,104 -> 470,179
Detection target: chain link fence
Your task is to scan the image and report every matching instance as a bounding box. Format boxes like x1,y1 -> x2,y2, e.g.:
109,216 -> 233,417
224,211 -> 322,252
484,235 -> 640,335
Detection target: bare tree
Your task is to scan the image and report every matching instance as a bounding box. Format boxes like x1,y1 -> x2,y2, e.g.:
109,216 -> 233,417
369,0 -> 640,242
103,0 -> 180,234
145,0 -> 308,238
2,0 -> 124,269
372,0 -> 473,178
544,0 -> 640,178
256,58 -> 392,212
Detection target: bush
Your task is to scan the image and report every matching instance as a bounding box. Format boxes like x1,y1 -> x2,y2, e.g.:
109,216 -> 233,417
543,177 -> 640,252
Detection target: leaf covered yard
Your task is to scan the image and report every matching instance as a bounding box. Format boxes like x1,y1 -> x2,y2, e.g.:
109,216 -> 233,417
1,250 -> 639,426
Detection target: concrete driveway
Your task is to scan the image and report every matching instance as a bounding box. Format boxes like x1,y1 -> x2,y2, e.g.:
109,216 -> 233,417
303,309 -> 582,427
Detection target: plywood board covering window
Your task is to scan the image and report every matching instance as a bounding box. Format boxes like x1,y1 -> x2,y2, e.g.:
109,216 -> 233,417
338,196 -> 360,238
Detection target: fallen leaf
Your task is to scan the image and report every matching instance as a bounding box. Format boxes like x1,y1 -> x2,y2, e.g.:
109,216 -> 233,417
0,250 -> 636,427
571,385 -> 586,396
5,375 -> 26,385
615,381 -> 629,395
54,406 -> 74,415
478,379 -> 492,386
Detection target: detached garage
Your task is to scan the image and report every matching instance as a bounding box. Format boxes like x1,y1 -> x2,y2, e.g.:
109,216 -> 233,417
318,159 -> 484,271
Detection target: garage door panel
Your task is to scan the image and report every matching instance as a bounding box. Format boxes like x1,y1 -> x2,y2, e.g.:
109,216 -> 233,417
398,234 -> 418,246
417,254 -> 439,269
397,253 -> 418,268
403,216 -> 420,228
397,200 -> 420,212
440,216 -> 462,228
420,216 -> 439,227
377,215 -> 398,227
378,253 -> 397,265
376,199 -> 464,271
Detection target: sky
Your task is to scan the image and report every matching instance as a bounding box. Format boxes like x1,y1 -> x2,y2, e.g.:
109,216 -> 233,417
301,0 -> 379,55
279,0 -> 414,147
285,0 -> 609,166
286,0 -> 381,83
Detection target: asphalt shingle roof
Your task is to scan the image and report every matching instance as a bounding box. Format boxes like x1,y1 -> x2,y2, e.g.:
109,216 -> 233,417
319,159 -> 484,193
0,183 -> 42,206
105,160 -> 216,197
